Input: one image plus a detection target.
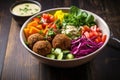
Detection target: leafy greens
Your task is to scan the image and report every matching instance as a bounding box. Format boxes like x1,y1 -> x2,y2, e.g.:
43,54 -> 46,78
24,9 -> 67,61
62,6 -> 96,27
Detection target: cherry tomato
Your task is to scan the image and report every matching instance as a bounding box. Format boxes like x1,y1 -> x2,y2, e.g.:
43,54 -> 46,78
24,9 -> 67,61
96,27 -> 101,32
49,16 -> 55,22
84,31 -> 90,38
89,32 -> 94,38
42,23 -> 48,29
33,17 -> 40,23
42,13 -> 49,19
101,35 -> 107,42
51,24 -> 57,29
95,36 -> 101,43
92,31 -> 98,37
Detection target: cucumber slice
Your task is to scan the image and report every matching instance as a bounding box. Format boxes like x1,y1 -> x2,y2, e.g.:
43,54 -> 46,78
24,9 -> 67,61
53,48 -> 62,56
66,53 -> 74,59
63,50 -> 70,54
47,54 -> 55,59
51,48 -> 55,54
57,52 -> 63,60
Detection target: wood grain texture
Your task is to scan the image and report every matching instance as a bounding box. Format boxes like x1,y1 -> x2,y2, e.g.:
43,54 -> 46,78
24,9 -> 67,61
0,0 -> 13,78
1,19 -> 40,80
0,0 -> 120,80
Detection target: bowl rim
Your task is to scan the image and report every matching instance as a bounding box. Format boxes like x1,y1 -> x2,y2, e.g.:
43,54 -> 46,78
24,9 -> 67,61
10,0 -> 42,17
20,7 -> 110,62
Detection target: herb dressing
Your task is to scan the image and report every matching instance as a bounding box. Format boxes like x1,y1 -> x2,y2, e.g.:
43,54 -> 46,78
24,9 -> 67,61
12,3 -> 41,16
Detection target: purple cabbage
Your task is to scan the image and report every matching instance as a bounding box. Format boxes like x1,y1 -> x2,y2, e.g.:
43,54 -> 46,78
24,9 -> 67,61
71,36 -> 103,58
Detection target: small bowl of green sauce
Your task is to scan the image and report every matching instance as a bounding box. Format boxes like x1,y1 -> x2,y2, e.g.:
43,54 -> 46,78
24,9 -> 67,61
10,0 -> 41,26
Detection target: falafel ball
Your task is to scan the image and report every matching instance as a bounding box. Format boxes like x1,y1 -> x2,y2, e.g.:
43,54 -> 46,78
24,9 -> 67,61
32,40 -> 52,56
27,33 -> 44,48
52,34 -> 71,50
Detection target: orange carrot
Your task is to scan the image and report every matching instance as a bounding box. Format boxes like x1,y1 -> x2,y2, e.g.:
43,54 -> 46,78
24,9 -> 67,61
36,24 -> 43,30
27,21 -> 38,27
29,27 -> 40,35
43,27 -> 48,35
24,28 -> 30,38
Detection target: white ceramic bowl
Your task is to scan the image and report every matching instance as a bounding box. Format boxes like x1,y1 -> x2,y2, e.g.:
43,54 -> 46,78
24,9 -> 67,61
20,8 -> 110,68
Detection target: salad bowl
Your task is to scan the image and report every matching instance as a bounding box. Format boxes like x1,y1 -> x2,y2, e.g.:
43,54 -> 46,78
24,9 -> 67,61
20,7 -> 110,67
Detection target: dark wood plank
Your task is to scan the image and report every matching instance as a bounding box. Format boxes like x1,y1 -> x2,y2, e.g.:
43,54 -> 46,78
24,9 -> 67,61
1,0 -> 120,80
1,19 -> 40,80
0,0 -> 14,78
39,62 -> 92,80
89,0 -> 120,80
91,46 -> 120,80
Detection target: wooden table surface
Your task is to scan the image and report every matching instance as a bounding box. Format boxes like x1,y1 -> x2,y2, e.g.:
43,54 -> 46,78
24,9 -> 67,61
0,0 -> 120,80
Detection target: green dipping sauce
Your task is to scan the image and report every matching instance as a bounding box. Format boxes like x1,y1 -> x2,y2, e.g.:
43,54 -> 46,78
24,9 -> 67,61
12,3 -> 41,16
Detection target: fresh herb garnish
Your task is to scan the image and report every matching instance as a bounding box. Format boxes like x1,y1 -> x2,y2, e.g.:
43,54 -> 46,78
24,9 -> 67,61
19,5 -> 32,13
62,6 -> 96,27
35,8 -> 39,11
55,19 -> 62,29
24,41 -> 29,46
25,4 -> 29,7
39,30 -> 43,34
47,28 -> 55,36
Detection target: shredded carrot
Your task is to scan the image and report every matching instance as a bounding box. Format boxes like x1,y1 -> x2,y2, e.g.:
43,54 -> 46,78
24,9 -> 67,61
24,28 -> 30,38
29,27 -> 40,35
27,21 -> 38,27
36,25 -> 43,30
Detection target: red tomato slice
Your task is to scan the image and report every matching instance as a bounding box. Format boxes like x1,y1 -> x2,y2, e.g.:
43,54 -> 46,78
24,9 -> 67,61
49,16 -> 55,22
95,36 -> 101,43
89,32 -> 94,38
42,13 -> 50,19
51,24 -> 57,29
84,31 -> 90,38
102,35 -> 107,42
96,27 -> 101,32
42,23 -> 48,29
92,31 -> 98,37
83,25 -> 90,32
33,17 -> 40,23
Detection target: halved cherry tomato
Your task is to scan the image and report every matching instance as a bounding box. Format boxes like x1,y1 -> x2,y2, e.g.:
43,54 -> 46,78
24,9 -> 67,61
33,17 -> 40,23
92,31 -> 98,37
51,23 -> 57,29
96,27 -> 101,32
89,31 -> 94,38
101,35 -> 107,43
49,15 -> 55,22
95,36 -> 101,43
42,23 -> 49,29
82,25 -> 107,43
42,13 -> 49,19
84,31 -> 90,38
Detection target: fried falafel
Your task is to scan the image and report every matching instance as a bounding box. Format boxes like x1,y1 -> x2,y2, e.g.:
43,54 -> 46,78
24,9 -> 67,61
32,40 -> 52,56
27,33 -> 44,48
52,34 -> 71,50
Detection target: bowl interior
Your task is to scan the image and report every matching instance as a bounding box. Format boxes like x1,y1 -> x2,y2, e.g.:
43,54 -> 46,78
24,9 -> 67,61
20,8 -> 110,67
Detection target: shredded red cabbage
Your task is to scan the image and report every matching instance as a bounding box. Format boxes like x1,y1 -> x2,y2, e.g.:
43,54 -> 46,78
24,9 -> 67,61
71,36 -> 103,58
